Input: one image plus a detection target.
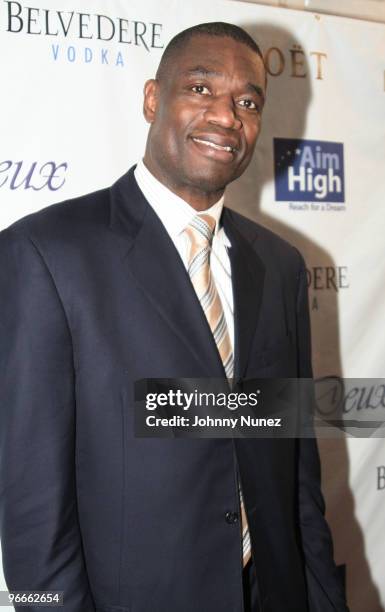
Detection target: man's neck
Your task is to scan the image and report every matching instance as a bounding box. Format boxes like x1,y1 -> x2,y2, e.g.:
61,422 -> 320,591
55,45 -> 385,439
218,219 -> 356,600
141,158 -> 225,212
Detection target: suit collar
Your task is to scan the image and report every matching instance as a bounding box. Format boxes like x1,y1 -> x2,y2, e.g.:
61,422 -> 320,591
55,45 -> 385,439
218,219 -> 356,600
109,167 -> 265,380
109,167 -> 226,376
109,165 -> 144,244
222,208 -> 265,380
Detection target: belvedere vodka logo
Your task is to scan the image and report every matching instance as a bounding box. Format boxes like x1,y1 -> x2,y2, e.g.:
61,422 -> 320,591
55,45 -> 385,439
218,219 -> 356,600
274,138 -> 345,203
2,1 -> 164,67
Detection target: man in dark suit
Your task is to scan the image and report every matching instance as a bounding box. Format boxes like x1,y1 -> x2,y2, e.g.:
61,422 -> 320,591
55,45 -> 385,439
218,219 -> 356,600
0,22 -> 348,612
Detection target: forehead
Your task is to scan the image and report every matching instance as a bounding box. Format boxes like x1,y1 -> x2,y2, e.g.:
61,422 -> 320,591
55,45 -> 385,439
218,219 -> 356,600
169,34 -> 265,84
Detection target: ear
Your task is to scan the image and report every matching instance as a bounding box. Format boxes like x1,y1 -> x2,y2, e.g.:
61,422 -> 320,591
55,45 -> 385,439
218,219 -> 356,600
143,79 -> 160,124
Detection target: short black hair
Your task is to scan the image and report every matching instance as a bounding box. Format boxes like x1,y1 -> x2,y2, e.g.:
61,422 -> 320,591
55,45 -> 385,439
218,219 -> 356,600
156,22 -> 264,80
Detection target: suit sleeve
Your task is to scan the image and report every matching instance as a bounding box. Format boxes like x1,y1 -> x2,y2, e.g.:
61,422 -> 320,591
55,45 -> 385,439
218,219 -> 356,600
295,252 -> 349,612
0,227 -> 95,611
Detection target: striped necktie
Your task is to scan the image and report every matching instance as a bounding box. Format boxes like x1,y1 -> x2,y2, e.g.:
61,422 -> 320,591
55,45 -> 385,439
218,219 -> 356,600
184,213 -> 252,568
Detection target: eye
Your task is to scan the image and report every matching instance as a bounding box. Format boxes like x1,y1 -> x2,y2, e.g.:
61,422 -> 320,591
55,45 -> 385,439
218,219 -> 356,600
238,99 -> 259,111
191,84 -> 211,95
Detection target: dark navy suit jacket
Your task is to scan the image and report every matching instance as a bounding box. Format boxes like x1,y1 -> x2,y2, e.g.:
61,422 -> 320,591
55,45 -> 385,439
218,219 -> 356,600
0,167 -> 349,611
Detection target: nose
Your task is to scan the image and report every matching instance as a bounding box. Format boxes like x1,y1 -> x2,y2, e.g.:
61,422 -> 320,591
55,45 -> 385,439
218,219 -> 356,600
204,94 -> 242,130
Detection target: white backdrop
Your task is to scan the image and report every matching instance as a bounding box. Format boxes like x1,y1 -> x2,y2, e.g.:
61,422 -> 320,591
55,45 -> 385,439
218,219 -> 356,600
1,1 -> 384,610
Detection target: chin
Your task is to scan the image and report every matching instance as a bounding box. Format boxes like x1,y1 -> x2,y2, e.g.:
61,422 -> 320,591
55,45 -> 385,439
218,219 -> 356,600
187,169 -> 236,193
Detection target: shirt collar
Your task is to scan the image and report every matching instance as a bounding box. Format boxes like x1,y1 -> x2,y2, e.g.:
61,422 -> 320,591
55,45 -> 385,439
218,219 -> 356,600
134,159 -> 231,246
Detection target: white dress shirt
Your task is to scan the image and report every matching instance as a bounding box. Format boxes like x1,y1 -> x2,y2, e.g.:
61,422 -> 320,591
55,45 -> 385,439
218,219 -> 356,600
134,160 -> 234,352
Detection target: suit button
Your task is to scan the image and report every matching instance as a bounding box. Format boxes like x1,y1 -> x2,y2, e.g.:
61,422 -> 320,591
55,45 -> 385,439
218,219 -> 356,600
225,511 -> 239,524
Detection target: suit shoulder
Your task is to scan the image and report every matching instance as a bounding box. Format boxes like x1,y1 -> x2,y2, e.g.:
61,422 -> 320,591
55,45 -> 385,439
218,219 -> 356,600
1,185 -> 110,246
224,207 -> 304,269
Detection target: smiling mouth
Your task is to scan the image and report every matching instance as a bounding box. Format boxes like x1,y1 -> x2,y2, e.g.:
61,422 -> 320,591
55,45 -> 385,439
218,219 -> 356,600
191,137 -> 236,154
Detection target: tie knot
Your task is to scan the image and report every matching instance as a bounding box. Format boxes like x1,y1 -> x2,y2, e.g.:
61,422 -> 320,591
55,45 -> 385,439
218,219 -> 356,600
186,214 -> 216,249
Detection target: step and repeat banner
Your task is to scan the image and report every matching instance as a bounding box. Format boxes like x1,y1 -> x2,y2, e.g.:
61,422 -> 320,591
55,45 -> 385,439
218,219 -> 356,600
0,0 -> 384,610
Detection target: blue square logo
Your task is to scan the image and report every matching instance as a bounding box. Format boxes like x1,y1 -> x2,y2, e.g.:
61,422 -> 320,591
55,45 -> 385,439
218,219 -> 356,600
274,138 -> 345,203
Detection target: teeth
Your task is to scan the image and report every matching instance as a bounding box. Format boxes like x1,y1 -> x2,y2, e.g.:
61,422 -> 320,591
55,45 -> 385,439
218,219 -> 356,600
193,138 -> 233,153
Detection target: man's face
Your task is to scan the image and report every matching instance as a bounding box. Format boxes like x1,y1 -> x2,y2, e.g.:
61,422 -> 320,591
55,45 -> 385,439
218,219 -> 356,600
143,34 -> 266,199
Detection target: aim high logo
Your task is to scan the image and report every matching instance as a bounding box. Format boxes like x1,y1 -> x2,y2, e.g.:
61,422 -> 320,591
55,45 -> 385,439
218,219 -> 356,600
274,138 -> 345,209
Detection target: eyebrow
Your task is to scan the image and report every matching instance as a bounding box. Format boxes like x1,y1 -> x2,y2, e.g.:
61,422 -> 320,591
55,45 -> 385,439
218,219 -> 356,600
182,66 -> 222,78
182,66 -> 265,104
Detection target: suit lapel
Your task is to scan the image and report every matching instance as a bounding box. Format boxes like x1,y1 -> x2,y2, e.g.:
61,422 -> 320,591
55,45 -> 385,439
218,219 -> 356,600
222,208 -> 265,380
109,167 -> 226,376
